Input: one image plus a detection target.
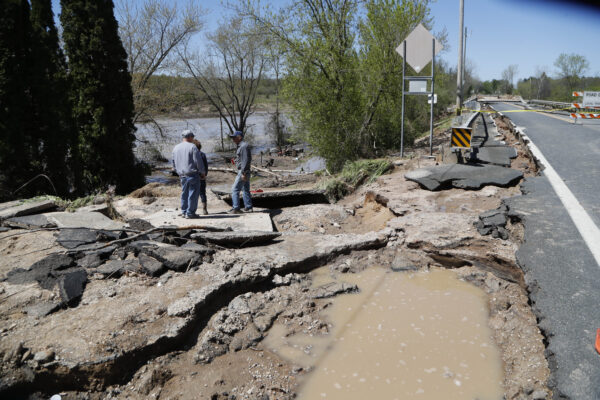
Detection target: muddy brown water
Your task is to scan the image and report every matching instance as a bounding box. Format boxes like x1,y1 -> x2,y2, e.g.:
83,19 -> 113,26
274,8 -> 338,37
265,267 -> 504,400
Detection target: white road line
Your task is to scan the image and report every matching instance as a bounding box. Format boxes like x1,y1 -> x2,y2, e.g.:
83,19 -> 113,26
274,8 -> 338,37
514,125 -> 600,267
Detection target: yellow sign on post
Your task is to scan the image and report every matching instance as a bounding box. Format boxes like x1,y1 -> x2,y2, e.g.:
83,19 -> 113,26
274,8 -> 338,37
451,127 -> 472,148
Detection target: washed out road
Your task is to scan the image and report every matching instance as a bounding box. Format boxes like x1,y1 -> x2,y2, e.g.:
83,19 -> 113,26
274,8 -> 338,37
492,102 -> 600,399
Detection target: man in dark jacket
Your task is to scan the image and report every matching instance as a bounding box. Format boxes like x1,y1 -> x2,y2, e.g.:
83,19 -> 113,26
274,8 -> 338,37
228,131 -> 252,214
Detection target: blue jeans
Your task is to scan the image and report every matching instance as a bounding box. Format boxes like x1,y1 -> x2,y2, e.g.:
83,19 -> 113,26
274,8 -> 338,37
180,175 -> 200,216
232,170 -> 252,210
199,179 -> 207,203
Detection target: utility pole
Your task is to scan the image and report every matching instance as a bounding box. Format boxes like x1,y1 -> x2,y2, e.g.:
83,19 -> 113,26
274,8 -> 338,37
456,0 -> 464,115
462,27 -> 467,92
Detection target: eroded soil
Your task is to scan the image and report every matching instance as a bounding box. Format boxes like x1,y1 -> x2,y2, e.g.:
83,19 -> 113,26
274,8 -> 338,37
0,124 -> 551,399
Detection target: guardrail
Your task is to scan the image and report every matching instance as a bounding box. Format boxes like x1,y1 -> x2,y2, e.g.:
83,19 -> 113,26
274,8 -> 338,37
453,99 -> 480,128
527,99 -> 571,108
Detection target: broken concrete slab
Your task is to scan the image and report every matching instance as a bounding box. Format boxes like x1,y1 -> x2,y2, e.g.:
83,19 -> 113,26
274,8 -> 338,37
5,253 -> 75,290
474,146 -> 517,167
56,228 -> 99,249
146,247 -> 200,272
3,214 -> 57,229
57,269 -> 87,305
75,204 -> 110,217
143,210 -> 274,233
76,253 -> 104,269
43,211 -> 125,230
190,231 -> 281,247
212,188 -> 329,209
138,254 -> 165,277
404,164 -> 523,191
96,260 -> 126,278
179,242 -> 215,255
0,200 -> 57,220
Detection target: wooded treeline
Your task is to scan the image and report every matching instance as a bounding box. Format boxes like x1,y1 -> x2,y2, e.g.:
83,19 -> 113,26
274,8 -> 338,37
0,0 -> 146,201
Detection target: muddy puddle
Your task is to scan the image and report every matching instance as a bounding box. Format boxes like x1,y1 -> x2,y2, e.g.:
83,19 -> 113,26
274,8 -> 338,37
265,267 -> 504,400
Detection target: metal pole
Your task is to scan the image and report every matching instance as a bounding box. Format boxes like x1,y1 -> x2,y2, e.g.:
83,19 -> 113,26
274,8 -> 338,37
456,0 -> 464,115
429,38 -> 435,156
400,40 -> 406,158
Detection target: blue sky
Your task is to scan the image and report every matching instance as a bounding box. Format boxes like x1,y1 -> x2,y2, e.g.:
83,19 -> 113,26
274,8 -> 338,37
51,0 -> 600,82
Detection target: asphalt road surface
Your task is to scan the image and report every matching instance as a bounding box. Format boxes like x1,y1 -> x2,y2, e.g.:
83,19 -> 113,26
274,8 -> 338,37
493,102 -> 600,399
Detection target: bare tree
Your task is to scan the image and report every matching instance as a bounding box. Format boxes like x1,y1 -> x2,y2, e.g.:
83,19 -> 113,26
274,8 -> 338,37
501,64 -> 518,94
554,53 -> 589,96
116,0 -> 205,124
179,17 -> 268,135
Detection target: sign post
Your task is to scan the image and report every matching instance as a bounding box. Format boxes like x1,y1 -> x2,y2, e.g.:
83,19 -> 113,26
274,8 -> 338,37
396,24 -> 443,157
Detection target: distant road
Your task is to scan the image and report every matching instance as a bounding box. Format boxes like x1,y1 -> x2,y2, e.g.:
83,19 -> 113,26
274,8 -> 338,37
492,102 -> 600,399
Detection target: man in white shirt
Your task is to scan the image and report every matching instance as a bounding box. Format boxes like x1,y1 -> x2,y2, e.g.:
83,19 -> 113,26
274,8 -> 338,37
172,130 -> 206,218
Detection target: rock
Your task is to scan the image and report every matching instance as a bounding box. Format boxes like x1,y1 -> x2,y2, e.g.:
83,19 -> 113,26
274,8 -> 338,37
190,231 -> 282,247
67,244 -> 117,259
477,226 -> 493,236
96,260 -> 127,278
57,269 -> 87,305
33,349 -> 54,363
3,214 -> 57,229
2,342 -> 24,365
23,302 -> 60,318
56,228 -> 99,249
96,230 -> 126,242
311,282 -> 359,299
228,297 -> 251,315
497,227 -> 509,240
138,254 -> 165,277
148,247 -> 200,271
0,227 -> 9,233
180,242 -> 215,255
5,253 -> 75,290
272,273 -> 303,286
76,253 -> 103,269
481,213 -> 506,228
391,256 -> 418,272
229,324 -> 263,352
0,200 -> 57,220
404,164 -> 523,191
127,218 -> 155,231
75,204 -> 111,217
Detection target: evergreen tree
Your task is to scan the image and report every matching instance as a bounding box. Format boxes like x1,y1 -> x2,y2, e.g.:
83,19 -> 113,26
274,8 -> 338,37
60,0 -> 146,194
29,0 -> 76,196
0,0 -> 37,200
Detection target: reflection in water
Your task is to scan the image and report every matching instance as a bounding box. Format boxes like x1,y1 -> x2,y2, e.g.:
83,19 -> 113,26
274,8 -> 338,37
266,267 -> 504,400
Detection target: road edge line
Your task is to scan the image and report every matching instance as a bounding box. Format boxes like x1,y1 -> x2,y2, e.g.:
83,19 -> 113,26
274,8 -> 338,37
514,125 -> 600,267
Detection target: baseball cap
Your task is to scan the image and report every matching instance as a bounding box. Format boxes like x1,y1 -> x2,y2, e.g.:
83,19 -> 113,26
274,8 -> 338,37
182,129 -> 194,138
229,130 -> 244,138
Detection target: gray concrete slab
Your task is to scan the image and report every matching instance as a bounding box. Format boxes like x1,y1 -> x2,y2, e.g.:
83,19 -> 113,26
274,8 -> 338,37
143,208 -> 274,232
404,164 -> 523,191
0,200 -> 57,220
475,147 -> 517,167
506,177 -> 600,399
43,211 -> 125,230
3,214 -> 57,229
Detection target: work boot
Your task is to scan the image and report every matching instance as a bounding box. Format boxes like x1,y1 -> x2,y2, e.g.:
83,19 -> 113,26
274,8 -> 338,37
201,202 -> 208,215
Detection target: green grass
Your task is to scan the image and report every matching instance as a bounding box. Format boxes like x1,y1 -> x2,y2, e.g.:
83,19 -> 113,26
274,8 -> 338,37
319,158 -> 393,201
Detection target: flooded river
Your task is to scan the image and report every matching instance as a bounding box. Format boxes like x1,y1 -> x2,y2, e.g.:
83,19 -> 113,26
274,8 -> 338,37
265,267 -> 504,400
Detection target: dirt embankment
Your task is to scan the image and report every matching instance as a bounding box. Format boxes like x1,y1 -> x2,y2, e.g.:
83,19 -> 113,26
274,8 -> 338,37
0,119 -> 551,399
